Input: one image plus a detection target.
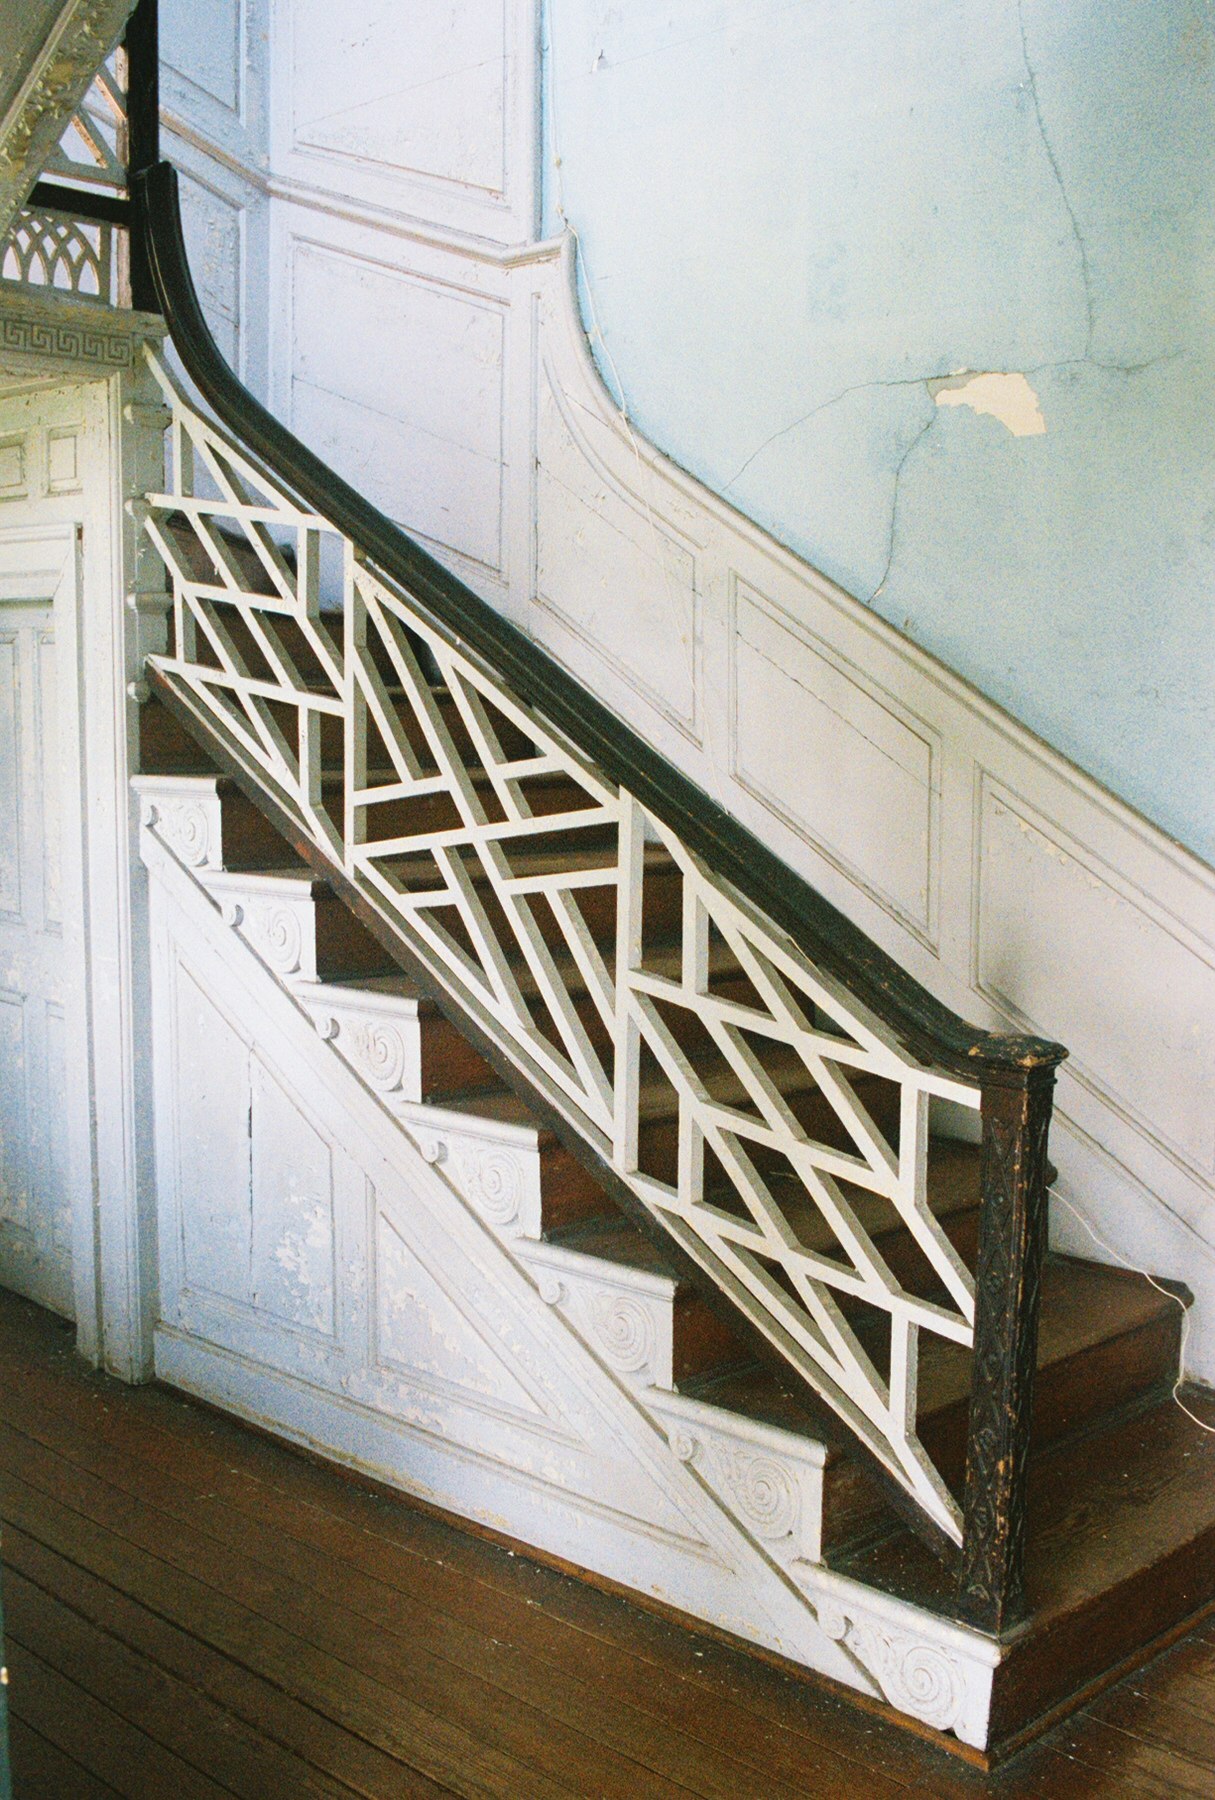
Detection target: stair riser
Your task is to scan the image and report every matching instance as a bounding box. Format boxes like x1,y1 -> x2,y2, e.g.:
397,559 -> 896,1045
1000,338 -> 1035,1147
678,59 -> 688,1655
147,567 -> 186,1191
312,893 -> 400,982
673,1290 -> 745,1383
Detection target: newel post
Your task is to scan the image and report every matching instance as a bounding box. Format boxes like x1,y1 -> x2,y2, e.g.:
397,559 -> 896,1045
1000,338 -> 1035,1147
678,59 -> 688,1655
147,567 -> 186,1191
957,1058 -> 1060,1635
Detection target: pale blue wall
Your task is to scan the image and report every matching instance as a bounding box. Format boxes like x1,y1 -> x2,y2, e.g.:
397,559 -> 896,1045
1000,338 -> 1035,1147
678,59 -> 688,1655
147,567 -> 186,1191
545,1 -> 1215,863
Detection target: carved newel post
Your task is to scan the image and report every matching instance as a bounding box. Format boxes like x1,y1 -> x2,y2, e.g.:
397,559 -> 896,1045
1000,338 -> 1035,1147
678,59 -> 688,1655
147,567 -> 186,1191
957,1056 -> 1064,1635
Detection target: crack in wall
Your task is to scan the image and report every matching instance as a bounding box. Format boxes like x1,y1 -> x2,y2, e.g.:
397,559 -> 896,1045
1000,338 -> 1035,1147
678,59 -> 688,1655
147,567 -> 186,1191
1016,0 -> 1094,358
869,408 -> 937,605
722,371 -> 960,492
723,343 -> 1179,609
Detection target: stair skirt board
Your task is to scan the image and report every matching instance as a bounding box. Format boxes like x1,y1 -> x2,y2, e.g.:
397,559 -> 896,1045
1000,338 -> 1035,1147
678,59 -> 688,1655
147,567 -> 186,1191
139,791 -> 1003,1752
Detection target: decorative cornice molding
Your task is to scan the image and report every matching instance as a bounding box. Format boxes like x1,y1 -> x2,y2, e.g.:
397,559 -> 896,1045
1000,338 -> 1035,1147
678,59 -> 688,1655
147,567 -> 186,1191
0,0 -> 136,235
0,287 -> 163,371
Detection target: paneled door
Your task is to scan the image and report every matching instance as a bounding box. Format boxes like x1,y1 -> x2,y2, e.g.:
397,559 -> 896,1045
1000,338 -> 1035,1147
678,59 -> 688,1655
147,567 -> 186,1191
0,596 -> 72,1316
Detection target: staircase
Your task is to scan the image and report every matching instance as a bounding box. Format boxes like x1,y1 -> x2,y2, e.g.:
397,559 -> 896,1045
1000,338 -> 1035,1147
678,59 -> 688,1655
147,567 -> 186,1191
135,688 -> 1215,1764
5,0 -> 1215,1765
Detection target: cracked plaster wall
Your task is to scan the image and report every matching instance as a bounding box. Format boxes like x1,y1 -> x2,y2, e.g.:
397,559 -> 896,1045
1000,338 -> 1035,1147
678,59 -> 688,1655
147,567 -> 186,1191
545,0 -> 1215,863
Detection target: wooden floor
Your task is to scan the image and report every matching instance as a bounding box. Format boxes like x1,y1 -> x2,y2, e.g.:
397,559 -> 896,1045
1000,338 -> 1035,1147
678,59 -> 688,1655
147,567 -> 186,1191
3,1294 -> 1215,1799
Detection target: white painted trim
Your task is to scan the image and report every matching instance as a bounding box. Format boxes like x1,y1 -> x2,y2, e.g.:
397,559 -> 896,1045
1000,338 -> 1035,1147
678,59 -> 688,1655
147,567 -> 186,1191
0,307 -> 169,1377
0,522 -> 93,1334
141,805 -> 1011,1745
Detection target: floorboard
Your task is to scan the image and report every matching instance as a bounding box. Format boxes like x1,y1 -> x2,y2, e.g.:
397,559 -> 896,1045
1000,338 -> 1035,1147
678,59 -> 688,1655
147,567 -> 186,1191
2,1291 -> 1215,1798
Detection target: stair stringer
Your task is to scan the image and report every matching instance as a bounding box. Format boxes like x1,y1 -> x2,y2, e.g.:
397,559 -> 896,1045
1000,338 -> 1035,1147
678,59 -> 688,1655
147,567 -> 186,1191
137,779 -> 1004,1748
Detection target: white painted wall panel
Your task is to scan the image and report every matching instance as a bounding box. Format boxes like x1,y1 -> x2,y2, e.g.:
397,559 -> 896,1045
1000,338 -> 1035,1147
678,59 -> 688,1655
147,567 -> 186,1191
977,781 -> 1215,1180
162,0 -> 244,119
273,0 -> 538,242
173,962 -> 252,1305
176,172 -> 244,372
535,374 -> 700,736
249,1053 -> 337,1336
0,634 -> 19,914
288,240 -> 505,570
0,995 -> 28,1231
731,581 -> 937,942
290,0 -> 508,196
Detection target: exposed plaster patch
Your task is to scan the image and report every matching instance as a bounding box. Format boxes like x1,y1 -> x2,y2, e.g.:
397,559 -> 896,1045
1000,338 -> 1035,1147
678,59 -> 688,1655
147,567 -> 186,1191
930,371 -> 1046,436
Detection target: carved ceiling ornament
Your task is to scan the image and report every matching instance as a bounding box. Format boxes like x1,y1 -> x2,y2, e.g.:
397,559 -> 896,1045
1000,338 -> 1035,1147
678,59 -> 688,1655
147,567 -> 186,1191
0,0 -> 136,237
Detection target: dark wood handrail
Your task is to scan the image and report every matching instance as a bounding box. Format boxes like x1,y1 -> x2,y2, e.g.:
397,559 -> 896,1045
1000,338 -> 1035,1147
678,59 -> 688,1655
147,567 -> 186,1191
132,157 -> 1065,1095
120,0 -> 1066,1623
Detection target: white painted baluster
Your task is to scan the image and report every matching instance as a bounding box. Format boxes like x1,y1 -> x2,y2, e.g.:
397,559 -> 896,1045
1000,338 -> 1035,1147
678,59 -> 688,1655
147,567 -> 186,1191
140,346 -> 986,1543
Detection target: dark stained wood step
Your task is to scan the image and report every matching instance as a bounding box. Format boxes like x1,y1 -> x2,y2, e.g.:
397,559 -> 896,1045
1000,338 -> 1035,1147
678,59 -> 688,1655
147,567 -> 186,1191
310,879 -> 403,982
821,1256 -> 1185,1550
684,1256 -> 1184,1556
323,972 -> 500,1098
432,1081 -> 612,1233
830,1386 -> 1215,1758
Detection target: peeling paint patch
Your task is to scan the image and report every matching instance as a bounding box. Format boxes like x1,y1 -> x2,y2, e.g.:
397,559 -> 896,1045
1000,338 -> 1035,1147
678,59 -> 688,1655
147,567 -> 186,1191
930,372 -> 1046,436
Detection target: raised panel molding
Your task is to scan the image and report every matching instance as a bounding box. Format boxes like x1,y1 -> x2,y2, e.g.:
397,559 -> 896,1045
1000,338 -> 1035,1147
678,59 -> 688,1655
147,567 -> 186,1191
286,237 -> 506,575
290,0 -> 508,196
176,169 -> 243,373
276,0 -> 539,245
730,578 -> 939,945
535,362 -> 702,740
162,0 -> 244,121
975,775 -> 1215,1182
0,436 -> 27,497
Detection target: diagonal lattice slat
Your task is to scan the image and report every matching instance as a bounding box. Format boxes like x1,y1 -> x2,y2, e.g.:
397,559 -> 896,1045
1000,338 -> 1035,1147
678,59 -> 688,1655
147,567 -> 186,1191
142,347 -> 983,1543
43,52 -> 128,194
0,52 -> 127,306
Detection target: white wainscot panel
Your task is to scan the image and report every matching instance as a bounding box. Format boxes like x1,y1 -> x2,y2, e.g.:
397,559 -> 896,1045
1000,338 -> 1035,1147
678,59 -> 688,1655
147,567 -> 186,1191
289,0 -> 507,198
177,173 -> 243,373
289,242 -> 504,572
0,994 -> 29,1229
730,582 -> 938,943
172,960 -> 252,1304
535,376 -> 701,738
162,0 -> 243,118
0,631 -> 20,913
250,1055 -> 337,1337
0,436 -> 27,499
977,779 -> 1215,1179
374,1198 -> 542,1416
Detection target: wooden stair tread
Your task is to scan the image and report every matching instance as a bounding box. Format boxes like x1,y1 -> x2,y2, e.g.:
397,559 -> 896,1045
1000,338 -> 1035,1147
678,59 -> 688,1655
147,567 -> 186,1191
372,841 -> 671,882
431,1083 -> 545,1131
825,1386 -> 1215,1749
904,1255 -> 1179,1420
546,1145 -> 981,1300
548,1214 -> 677,1279
684,1257 -> 1182,1451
